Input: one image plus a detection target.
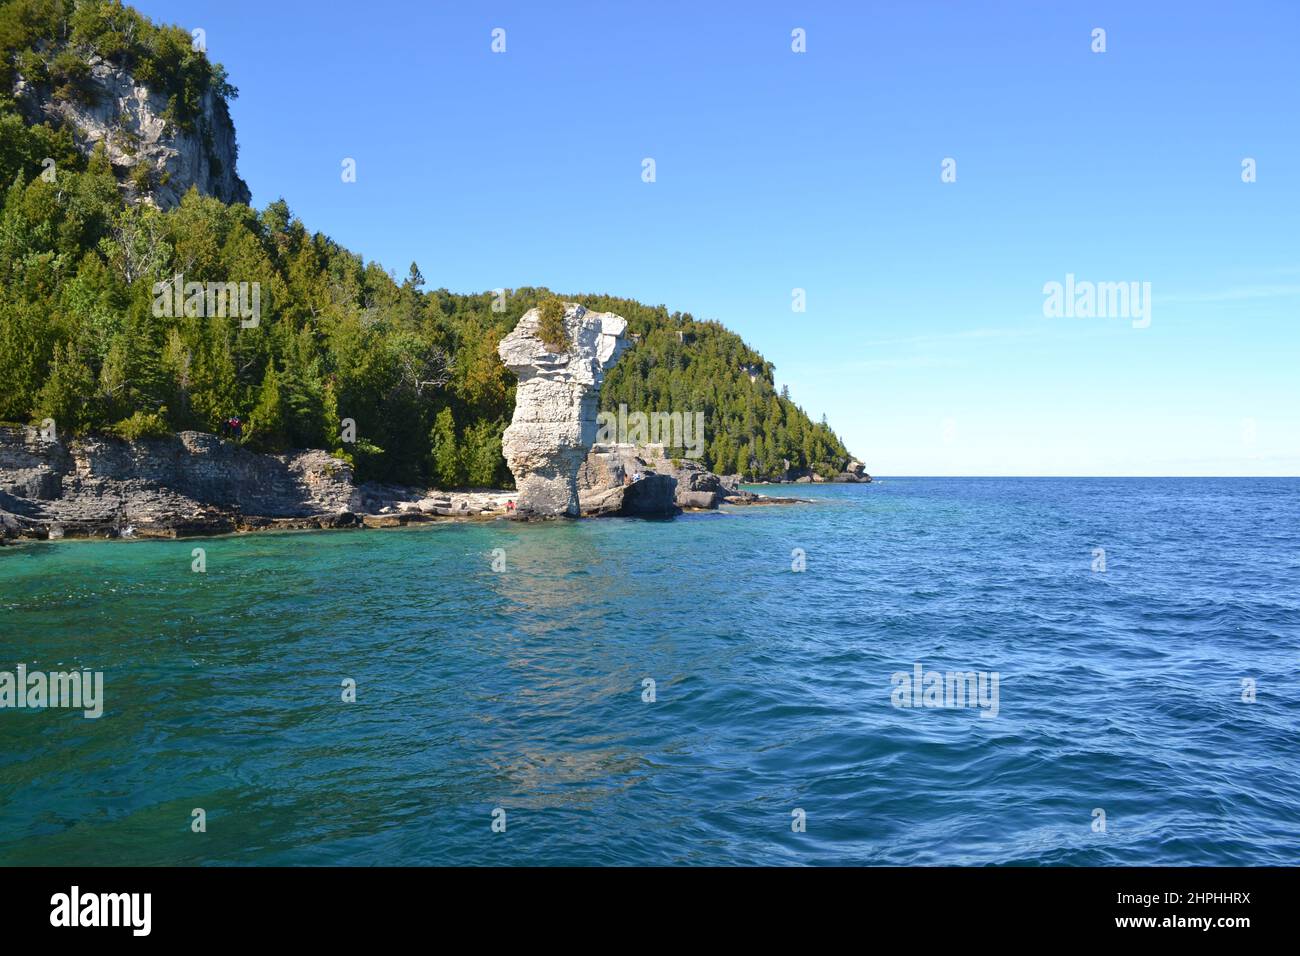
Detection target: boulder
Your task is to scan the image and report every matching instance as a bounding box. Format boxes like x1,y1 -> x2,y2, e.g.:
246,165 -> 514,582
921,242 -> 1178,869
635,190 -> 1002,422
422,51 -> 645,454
623,474 -> 679,516
578,486 -> 625,518
678,490 -> 719,509
578,474 -> 679,518
579,444 -> 734,511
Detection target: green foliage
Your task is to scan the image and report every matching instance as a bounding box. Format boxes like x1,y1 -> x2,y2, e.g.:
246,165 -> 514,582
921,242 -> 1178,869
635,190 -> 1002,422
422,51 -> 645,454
127,159 -> 154,193
0,1 -> 856,488
428,407 -> 462,488
0,0 -> 242,126
537,297 -> 568,353
33,339 -> 95,431
247,361 -> 287,450
0,0 -> 238,210
111,407 -> 170,440
593,298 -> 853,479
462,417 -> 505,487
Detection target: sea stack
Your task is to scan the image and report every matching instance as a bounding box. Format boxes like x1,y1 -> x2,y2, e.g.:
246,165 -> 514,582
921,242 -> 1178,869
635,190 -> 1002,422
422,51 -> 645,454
498,303 -> 630,517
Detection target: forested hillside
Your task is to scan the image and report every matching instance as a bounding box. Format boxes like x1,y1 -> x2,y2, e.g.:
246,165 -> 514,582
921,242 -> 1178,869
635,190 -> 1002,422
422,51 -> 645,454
0,0 -> 855,487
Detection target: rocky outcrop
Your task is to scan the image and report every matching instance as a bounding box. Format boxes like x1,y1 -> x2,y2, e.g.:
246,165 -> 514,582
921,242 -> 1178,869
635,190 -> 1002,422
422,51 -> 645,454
578,474 -> 679,518
498,303 -> 630,518
577,444 -> 678,517
0,426 -> 524,543
577,443 -> 809,514
581,444 -> 729,512
0,420 -> 818,542
14,54 -> 250,209
833,459 -> 872,483
0,426 -> 358,540
765,457 -> 871,484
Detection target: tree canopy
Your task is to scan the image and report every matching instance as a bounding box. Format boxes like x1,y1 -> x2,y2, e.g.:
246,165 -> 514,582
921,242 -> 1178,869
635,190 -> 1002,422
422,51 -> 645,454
0,0 -> 856,485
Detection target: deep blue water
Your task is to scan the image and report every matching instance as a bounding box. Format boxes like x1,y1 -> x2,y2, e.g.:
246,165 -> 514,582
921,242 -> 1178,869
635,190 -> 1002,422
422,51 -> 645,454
0,478 -> 1296,865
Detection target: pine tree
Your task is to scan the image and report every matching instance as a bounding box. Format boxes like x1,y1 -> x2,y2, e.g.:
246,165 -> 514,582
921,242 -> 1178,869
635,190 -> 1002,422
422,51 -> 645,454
462,417 -> 504,487
429,407 -> 462,488
322,379 -> 342,451
248,362 -> 289,449
34,341 -> 96,434
0,4 -> 858,483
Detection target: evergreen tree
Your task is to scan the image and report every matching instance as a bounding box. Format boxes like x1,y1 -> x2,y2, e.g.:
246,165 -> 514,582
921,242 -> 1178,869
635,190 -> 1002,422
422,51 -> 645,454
462,417 -> 505,487
248,362 -> 289,449
0,2 -> 859,483
429,407 -> 462,488
34,341 -> 96,434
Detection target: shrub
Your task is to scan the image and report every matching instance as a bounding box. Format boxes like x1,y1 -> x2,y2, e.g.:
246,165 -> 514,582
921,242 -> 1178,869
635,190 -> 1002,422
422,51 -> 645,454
111,409 -> 171,440
127,161 -> 154,193
537,298 -> 569,353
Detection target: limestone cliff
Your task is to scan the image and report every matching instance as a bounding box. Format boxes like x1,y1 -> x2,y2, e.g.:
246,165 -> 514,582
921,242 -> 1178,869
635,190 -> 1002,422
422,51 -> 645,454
498,303 -> 630,517
0,424 -> 527,543
0,426 -> 357,539
13,54 -> 250,208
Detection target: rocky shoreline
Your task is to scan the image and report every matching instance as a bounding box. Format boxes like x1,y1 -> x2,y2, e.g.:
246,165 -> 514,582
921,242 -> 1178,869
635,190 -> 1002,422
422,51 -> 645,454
1,303 -> 870,545
0,426 -> 810,545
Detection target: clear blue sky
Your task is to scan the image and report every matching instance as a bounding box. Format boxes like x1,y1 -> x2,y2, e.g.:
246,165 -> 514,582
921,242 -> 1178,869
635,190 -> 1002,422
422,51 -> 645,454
137,0 -> 1299,476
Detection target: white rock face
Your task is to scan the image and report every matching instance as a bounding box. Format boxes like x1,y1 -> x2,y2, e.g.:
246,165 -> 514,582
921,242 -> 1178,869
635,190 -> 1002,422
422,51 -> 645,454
14,55 -> 250,209
498,304 -> 630,517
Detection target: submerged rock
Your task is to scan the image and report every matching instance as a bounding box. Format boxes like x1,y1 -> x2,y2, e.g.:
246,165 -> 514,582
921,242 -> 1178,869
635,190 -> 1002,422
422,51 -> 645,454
498,304 -> 630,518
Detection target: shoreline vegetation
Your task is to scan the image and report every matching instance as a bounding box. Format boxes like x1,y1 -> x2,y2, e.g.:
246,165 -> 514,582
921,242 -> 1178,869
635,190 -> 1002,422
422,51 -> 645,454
0,0 -> 869,542
0,423 -> 820,545
1,1 -> 860,498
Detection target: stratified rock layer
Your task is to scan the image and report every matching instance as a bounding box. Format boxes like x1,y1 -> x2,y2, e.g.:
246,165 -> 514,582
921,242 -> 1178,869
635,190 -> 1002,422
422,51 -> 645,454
498,304 -> 629,517
0,426 -> 520,542
0,426 -> 358,538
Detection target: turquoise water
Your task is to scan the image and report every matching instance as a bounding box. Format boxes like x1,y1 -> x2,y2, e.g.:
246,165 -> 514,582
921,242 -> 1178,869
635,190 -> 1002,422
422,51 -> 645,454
1,478 -> 1297,865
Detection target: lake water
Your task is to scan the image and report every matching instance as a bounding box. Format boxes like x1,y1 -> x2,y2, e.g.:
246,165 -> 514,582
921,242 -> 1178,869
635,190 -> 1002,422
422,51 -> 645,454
1,478 -> 1296,865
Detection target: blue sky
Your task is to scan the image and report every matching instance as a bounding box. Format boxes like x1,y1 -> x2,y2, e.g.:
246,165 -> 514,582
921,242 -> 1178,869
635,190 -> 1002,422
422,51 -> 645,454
137,0 -> 1299,475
